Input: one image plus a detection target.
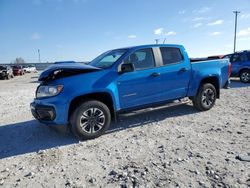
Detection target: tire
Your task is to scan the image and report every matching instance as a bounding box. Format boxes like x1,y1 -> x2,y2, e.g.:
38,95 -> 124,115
193,83 -> 217,111
240,69 -> 250,83
70,100 -> 111,140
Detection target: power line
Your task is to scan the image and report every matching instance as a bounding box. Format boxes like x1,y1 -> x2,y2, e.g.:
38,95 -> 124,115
233,11 -> 240,53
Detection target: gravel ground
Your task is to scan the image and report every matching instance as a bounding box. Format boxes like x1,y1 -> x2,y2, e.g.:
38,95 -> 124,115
0,73 -> 249,188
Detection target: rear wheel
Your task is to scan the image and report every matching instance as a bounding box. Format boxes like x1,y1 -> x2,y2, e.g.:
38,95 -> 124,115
70,100 -> 111,140
240,70 -> 250,83
193,83 -> 216,111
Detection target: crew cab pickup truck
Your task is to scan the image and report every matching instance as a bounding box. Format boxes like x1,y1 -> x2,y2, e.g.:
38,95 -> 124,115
31,44 -> 231,140
223,50 -> 250,83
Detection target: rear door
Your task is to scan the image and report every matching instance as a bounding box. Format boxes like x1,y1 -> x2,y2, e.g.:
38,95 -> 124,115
117,48 -> 162,109
157,47 -> 191,101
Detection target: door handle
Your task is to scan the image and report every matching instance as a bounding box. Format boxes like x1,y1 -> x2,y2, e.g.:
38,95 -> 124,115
179,68 -> 187,72
150,72 -> 161,77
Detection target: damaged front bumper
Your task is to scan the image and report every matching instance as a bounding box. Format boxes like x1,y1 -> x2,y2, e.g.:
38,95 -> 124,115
30,98 -> 69,126
30,103 -> 56,121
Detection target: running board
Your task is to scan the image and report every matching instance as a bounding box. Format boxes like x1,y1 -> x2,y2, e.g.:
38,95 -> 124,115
118,97 -> 191,118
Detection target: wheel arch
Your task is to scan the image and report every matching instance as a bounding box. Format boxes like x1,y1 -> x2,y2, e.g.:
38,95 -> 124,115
68,92 -> 116,123
199,76 -> 220,98
239,68 -> 250,75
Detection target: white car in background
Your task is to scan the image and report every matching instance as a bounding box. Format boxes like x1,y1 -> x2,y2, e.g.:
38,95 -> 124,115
23,65 -> 37,73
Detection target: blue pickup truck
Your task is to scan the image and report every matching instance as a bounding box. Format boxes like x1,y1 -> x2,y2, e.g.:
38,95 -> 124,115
223,50 -> 250,83
31,44 -> 230,140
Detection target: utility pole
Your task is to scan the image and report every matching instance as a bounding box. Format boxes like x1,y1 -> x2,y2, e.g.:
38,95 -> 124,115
38,49 -> 41,63
155,39 -> 159,44
233,11 -> 240,53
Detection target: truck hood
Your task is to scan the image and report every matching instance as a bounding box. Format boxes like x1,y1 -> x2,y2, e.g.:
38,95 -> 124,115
39,62 -> 101,82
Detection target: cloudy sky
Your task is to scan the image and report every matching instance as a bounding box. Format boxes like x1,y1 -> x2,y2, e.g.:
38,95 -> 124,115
0,0 -> 250,63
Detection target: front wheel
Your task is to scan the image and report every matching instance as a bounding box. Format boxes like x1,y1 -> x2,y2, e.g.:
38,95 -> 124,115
70,100 -> 111,140
193,83 -> 217,111
240,70 -> 250,83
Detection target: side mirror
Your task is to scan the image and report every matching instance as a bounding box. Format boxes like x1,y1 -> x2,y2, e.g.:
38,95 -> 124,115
119,63 -> 135,74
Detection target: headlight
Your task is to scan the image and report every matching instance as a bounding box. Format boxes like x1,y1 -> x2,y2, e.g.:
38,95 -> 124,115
36,85 -> 63,98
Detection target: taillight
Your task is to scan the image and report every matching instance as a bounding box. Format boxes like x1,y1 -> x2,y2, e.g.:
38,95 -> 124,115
228,63 -> 232,77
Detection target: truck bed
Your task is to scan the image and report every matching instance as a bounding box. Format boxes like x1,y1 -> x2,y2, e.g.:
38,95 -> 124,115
187,59 -> 230,97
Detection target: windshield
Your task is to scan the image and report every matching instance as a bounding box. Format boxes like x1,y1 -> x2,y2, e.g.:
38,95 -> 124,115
89,49 -> 127,68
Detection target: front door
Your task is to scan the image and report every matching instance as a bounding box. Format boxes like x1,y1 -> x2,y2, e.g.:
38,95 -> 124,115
117,48 -> 162,109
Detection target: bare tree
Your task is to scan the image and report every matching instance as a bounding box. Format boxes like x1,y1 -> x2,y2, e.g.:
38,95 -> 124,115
12,57 -> 26,64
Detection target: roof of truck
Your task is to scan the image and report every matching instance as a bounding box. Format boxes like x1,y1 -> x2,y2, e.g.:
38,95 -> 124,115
114,44 -> 184,51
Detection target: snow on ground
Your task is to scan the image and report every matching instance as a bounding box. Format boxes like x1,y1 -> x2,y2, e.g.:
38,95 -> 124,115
0,73 -> 249,187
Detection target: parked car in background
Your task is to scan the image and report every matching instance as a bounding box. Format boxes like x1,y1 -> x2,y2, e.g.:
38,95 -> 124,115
223,50 -> 250,83
29,65 -> 38,73
0,65 -> 14,79
31,44 -> 231,140
23,65 -> 31,73
23,65 -> 37,73
12,65 -> 25,76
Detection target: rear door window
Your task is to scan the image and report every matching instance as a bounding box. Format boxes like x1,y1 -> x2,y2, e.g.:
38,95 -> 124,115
160,47 -> 183,65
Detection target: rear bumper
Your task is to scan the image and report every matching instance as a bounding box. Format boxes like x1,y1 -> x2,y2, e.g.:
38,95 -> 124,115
13,70 -> 23,75
13,72 -> 20,75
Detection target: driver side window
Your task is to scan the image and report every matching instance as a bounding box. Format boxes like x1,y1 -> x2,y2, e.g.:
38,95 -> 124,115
124,48 -> 155,70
